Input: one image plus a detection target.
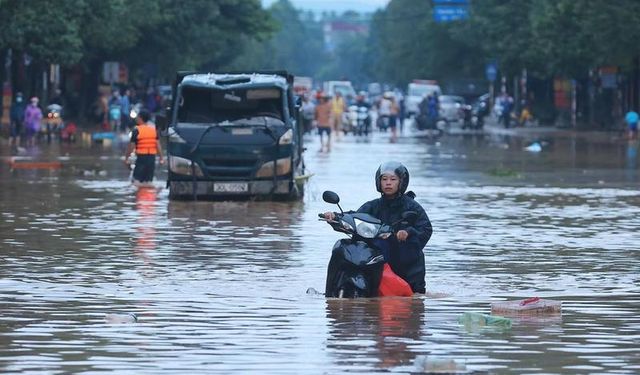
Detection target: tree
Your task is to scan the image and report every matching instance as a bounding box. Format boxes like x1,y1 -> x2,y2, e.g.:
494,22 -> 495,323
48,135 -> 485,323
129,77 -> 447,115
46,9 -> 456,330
0,0 -> 84,65
226,0 -> 324,77
130,0 -> 275,78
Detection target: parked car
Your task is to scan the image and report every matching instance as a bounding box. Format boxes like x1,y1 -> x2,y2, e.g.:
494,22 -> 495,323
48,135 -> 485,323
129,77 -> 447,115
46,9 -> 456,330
438,95 -> 465,124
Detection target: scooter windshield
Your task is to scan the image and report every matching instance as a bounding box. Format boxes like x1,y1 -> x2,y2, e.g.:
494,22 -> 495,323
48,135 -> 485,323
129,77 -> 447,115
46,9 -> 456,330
350,212 -> 381,224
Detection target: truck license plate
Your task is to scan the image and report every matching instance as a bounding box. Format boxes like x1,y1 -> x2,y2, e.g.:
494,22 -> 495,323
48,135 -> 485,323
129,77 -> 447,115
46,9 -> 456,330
213,182 -> 248,193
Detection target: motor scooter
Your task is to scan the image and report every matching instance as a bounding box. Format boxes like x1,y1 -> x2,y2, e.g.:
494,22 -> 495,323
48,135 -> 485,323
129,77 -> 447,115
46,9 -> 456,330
43,104 -> 63,143
347,104 -> 370,136
461,104 -> 473,130
376,115 -> 390,132
319,190 -> 416,298
470,100 -> 489,130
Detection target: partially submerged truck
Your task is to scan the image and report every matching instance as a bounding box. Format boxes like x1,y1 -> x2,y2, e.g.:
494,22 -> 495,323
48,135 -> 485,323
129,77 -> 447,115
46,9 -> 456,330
159,71 -> 306,200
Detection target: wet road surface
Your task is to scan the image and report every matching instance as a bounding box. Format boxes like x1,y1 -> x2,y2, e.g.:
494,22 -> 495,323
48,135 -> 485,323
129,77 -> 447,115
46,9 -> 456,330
1,127 -> 639,373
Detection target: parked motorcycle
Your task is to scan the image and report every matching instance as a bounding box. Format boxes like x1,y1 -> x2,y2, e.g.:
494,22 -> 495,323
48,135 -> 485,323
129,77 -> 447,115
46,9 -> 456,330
461,104 -> 473,130
129,102 -> 142,120
377,114 -> 390,132
319,190 -> 417,298
470,99 -> 490,130
43,104 -> 63,143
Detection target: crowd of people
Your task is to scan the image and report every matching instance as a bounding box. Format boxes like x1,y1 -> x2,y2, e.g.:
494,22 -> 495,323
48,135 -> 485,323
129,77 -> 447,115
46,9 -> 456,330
299,89 -> 407,151
5,84 -> 167,152
94,87 -> 165,133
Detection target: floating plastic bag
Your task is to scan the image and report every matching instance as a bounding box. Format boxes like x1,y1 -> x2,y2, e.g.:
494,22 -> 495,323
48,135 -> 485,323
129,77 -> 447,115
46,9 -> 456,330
458,312 -> 512,330
378,263 -> 413,297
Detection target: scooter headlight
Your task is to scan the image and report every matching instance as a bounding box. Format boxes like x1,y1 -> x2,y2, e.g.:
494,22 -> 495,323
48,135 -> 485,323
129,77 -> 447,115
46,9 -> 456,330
340,220 -> 354,232
354,219 -> 380,239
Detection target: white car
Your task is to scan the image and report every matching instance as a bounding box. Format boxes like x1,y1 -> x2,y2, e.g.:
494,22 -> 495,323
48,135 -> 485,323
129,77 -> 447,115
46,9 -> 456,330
438,95 -> 465,123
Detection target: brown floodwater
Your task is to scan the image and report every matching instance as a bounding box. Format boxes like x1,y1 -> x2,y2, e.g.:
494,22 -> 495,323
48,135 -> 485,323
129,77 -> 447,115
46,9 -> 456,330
1,126 -> 639,373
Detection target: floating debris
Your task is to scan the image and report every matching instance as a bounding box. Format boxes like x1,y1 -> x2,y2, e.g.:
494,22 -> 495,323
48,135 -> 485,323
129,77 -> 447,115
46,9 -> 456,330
524,141 -> 542,152
305,287 -> 321,296
487,167 -> 519,177
414,356 -> 467,374
458,312 -> 512,330
92,132 -> 116,141
105,313 -> 138,324
8,158 -> 62,170
491,297 -> 561,316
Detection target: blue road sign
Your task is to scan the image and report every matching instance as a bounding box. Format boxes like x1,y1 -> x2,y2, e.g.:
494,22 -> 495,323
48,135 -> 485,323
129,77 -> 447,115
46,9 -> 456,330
433,5 -> 469,22
486,63 -> 497,81
433,0 -> 469,4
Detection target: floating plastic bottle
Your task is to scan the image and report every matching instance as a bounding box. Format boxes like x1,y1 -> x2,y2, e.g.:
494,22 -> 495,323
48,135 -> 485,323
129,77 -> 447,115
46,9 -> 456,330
491,297 -> 562,316
414,356 -> 467,373
458,312 -> 512,329
105,313 -> 138,324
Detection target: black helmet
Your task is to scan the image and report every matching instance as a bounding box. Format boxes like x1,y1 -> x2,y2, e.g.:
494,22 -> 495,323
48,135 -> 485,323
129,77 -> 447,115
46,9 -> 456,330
375,161 -> 409,195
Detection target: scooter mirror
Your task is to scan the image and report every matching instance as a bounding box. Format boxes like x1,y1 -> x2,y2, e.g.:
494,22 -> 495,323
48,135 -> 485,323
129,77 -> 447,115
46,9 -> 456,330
402,211 -> 418,224
322,191 -> 340,204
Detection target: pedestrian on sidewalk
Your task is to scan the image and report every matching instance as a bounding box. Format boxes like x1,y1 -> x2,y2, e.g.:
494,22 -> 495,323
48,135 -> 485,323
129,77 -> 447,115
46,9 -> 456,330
519,105 -> 533,127
389,95 -> 400,142
24,97 -> 43,147
9,92 -> 26,148
109,91 -> 122,132
500,93 -> 514,128
330,92 -> 345,138
315,93 -> 333,152
120,89 -> 132,131
124,110 -> 165,184
624,109 -> 638,140
301,94 -> 315,134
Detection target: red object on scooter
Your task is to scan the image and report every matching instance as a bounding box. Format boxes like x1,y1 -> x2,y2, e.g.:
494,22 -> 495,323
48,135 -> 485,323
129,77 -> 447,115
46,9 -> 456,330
378,263 -> 413,297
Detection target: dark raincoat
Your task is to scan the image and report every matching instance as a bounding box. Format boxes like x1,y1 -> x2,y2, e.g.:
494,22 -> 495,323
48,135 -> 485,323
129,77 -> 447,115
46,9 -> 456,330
357,193 -> 432,293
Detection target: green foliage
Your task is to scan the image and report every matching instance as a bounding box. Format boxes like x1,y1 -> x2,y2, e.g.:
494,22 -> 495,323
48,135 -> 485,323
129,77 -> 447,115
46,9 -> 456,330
226,0 -> 325,77
0,0 -> 273,77
122,0 -> 275,76
0,0 -> 85,64
370,0 -> 640,83
369,0 -> 484,86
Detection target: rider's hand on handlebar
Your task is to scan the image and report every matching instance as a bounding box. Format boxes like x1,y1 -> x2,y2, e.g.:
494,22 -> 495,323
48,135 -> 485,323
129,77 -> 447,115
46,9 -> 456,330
323,212 -> 336,221
396,230 -> 409,242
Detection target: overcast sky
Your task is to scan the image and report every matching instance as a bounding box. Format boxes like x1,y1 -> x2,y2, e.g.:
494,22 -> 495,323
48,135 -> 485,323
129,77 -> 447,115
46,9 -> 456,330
261,0 -> 390,13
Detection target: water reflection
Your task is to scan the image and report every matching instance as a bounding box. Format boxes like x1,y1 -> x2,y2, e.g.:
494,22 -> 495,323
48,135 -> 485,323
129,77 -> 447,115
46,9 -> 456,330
626,140 -> 637,170
1,130 -> 640,373
164,200 -> 306,285
325,297 -> 425,369
134,186 -> 159,265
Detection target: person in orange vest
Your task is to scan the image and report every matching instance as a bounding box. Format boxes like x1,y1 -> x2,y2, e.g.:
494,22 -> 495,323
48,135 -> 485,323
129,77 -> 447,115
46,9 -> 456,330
124,109 -> 164,183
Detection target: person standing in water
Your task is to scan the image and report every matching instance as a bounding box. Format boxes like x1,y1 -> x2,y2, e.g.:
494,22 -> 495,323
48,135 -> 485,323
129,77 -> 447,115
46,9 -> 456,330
124,110 -> 165,184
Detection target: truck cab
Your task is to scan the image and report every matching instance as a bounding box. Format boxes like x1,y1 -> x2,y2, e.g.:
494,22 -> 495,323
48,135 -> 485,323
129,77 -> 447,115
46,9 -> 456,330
161,71 -> 306,200
406,80 -> 442,117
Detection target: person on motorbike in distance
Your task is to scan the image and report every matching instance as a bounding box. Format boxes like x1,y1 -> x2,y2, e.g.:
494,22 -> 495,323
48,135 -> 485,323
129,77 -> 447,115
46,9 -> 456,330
323,162 -> 433,293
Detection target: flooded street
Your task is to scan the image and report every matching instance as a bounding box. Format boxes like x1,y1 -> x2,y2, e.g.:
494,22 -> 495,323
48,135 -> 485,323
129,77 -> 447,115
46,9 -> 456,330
1,127 -> 639,373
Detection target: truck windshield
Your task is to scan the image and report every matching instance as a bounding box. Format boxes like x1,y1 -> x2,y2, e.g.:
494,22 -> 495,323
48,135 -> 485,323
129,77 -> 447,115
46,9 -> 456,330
409,85 -> 437,97
177,86 -> 284,124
